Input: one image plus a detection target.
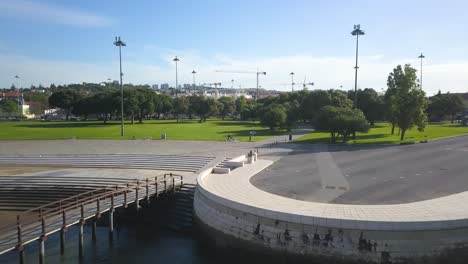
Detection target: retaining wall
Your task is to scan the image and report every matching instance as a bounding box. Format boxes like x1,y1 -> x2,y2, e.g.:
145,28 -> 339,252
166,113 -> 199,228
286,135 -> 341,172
194,160 -> 468,263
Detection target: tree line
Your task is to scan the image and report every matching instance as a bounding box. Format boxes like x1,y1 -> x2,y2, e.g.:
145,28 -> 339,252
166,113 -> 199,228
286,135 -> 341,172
45,64 -> 466,142
48,88 -> 244,124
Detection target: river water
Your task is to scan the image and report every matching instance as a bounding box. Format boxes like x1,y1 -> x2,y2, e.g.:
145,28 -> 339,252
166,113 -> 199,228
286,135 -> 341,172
0,199 -> 311,264
0,221 -> 307,264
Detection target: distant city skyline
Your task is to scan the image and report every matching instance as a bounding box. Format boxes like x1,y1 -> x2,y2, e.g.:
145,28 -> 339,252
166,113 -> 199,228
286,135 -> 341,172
0,0 -> 467,95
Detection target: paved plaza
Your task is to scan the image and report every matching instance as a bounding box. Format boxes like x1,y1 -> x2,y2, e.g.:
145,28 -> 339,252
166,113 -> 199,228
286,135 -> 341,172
1,132 -> 467,206
252,135 -> 468,204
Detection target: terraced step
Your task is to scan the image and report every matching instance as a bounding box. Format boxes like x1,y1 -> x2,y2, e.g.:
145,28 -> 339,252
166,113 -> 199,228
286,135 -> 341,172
0,154 -> 215,173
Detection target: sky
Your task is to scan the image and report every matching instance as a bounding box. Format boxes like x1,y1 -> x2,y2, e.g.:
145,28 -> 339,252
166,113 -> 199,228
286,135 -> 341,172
0,0 -> 467,95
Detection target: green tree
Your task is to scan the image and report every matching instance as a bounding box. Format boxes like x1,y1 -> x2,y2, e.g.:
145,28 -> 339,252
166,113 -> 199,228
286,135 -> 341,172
427,92 -> 465,122
135,89 -> 155,123
348,88 -> 385,125
154,94 -> 173,119
316,106 -> 370,143
72,96 -> 95,120
445,94 -> 464,122
285,100 -> 300,131
173,96 -> 189,122
218,96 -> 235,120
0,99 -> 19,117
123,89 -> 139,124
48,89 -> 82,120
260,104 -> 287,130
300,90 -> 331,121
235,96 -> 247,118
329,90 -> 353,108
386,64 -> 428,141
93,92 -> 116,123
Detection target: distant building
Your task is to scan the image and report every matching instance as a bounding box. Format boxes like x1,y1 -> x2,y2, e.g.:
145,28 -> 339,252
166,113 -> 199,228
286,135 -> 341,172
152,84 -> 159,90
183,84 -> 191,89
160,83 -> 169,90
30,89 -> 46,93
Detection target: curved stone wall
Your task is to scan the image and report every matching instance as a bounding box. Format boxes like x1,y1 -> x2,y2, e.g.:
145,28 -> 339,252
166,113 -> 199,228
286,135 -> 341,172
194,159 -> 468,263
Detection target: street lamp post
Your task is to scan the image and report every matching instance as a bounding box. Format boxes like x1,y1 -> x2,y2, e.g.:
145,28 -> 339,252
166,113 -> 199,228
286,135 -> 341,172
351,24 -> 365,109
290,72 -> 295,92
256,70 -> 266,101
231,79 -> 234,89
114,36 -> 126,137
192,70 -> 197,89
173,56 -> 180,96
418,53 -> 425,90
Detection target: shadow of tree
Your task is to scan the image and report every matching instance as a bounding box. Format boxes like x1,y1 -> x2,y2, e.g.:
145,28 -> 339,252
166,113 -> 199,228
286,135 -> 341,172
16,122 -> 118,128
218,129 -> 286,137
212,121 -> 262,127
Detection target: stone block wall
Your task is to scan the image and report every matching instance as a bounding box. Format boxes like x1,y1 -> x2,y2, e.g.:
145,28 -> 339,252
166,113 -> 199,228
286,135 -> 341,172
194,187 -> 468,263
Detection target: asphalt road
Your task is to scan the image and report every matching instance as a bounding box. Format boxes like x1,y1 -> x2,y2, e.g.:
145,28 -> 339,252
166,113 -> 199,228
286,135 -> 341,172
251,135 -> 468,205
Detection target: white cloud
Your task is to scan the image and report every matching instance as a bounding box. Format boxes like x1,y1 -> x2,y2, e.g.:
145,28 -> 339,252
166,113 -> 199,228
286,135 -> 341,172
0,51 -> 467,96
0,0 -> 112,27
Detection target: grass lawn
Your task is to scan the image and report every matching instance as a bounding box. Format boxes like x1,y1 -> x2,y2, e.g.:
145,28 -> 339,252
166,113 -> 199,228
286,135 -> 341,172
295,122 -> 468,144
0,119 -> 284,142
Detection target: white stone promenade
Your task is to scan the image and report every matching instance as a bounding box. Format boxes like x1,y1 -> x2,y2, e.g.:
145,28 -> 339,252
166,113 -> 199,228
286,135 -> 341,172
195,158 -> 468,262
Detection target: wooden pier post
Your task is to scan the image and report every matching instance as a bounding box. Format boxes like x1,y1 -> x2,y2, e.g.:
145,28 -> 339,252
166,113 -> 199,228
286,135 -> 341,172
78,204 -> 85,259
18,248 -> 25,264
93,198 -> 101,242
135,180 -> 140,212
154,177 -> 159,198
146,178 -> 150,204
17,215 -> 25,264
39,217 -> 46,264
109,194 -> 114,242
60,210 -> 66,255
39,239 -> 45,264
92,220 -> 97,242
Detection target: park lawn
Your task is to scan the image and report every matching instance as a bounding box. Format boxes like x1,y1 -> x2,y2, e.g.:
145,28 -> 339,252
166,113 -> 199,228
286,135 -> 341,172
0,119 -> 284,142
295,122 -> 468,144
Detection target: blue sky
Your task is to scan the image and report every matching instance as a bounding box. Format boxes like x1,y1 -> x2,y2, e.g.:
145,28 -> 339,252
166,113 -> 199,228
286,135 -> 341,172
0,0 -> 467,95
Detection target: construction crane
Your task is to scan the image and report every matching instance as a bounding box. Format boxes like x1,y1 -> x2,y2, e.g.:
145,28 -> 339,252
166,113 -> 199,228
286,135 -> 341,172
202,82 -> 222,88
301,76 -> 315,90
215,69 -> 267,100
274,76 -> 315,91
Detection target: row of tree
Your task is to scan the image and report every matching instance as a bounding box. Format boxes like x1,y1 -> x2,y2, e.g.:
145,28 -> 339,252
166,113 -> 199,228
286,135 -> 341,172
45,64 -> 465,142
48,88 -> 247,124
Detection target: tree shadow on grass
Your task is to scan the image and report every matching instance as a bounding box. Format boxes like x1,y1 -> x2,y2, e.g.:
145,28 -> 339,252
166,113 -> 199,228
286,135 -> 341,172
294,133 -> 396,146
15,122 -> 119,128
15,120 -> 204,128
212,121 -> 262,128
353,133 -> 391,141
217,128 -> 286,138
132,120 -> 198,125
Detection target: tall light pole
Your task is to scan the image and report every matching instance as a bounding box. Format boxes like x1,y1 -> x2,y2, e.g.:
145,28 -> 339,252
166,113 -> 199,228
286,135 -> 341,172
192,70 -> 196,89
290,72 -> 295,92
231,79 -> 234,89
114,36 -> 126,137
173,56 -> 180,96
418,53 -> 425,90
14,75 -> 20,117
351,24 -> 365,109
256,70 -> 266,100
